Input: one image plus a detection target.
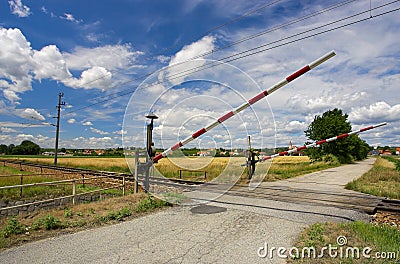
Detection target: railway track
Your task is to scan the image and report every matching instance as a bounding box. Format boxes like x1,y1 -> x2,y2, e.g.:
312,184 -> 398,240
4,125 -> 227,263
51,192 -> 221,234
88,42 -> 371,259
2,159 -> 399,214
0,159 -> 203,189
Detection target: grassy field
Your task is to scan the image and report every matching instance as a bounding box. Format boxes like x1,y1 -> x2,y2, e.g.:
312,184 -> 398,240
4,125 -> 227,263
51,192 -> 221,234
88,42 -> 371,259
289,221 -> 400,263
0,164 -> 126,201
8,155 -> 339,182
346,157 -> 400,199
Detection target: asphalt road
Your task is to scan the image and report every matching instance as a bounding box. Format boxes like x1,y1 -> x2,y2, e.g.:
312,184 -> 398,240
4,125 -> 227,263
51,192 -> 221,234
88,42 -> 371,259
0,158 -> 377,264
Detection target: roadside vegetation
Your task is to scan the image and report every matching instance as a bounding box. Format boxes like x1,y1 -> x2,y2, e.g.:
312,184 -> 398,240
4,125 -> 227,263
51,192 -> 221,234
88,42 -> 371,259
289,221 -> 400,263
346,157 -> 400,199
0,193 -> 170,250
291,156 -> 400,263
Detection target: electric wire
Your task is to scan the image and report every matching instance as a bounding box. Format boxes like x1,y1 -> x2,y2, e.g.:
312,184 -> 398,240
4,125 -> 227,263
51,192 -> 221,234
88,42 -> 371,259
63,0 -> 376,116
66,0 -> 399,116
65,0 -> 360,113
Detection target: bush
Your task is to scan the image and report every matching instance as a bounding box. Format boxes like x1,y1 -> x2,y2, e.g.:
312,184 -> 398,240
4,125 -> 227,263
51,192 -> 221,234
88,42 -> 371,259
33,214 -> 63,230
135,195 -> 171,213
2,217 -> 26,238
43,214 -> 62,230
107,207 -> 131,221
64,208 -> 72,218
321,154 -> 340,165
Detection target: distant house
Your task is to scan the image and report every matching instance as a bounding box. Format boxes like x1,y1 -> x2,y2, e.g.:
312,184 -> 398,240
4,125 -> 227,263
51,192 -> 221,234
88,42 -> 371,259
94,149 -> 105,155
396,148 -> 400,155
382,150 -> 392,156
369,149 -> 380,156
83,149 -> 92,155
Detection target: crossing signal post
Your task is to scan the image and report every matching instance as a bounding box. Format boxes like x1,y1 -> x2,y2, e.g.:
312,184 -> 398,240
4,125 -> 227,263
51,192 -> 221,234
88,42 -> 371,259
144,113 -> 158,191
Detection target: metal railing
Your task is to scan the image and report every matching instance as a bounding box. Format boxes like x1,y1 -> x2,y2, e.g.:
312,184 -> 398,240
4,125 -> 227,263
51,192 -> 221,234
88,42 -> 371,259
0,174 -> 127,213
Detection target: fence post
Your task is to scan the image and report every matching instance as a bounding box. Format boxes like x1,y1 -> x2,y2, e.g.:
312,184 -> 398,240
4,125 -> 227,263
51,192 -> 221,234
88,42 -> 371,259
72,180 -> 76,206
122,176 -> 126,196
204,171 -> 207,180
81,173 -> 85,188
134,149 -> 139,194
179,170 -> 182,179
20,174 -> 23,198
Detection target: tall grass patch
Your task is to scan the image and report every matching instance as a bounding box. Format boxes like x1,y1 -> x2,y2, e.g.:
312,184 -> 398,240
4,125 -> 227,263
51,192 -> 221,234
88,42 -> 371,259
290,221 -> 400,263
346,157 -> 400,199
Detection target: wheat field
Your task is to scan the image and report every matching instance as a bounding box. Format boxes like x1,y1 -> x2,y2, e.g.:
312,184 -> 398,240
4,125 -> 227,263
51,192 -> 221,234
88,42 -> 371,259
12,155 -> 326,182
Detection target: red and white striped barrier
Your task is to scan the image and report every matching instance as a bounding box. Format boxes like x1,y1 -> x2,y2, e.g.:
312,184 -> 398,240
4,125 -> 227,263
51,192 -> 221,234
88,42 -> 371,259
153,51 -> 337,162
259,122 -> 387,162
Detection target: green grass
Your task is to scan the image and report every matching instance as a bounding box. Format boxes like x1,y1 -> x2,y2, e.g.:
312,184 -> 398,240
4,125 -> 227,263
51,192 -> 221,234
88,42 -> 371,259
345,157 -> 400,199
0,166 -> 71,201
134,195 -> 171,213
290,222 -> 400,263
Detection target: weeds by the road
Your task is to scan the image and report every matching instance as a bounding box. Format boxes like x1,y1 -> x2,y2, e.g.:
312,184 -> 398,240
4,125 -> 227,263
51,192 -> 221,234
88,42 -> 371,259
289,221 -> 400,263
346,157 -> 400,199
0,193 -> 171,250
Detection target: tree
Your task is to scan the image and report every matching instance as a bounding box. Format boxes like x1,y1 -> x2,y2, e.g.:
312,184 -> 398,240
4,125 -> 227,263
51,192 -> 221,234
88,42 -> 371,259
12,140 -> 41,155
7,144 -> 15,155
0,144 -> 7,154
304,108 -> 369,163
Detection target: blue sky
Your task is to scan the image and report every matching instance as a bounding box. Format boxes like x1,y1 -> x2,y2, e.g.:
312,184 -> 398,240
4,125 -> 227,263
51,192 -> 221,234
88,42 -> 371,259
0,0 -> 399,150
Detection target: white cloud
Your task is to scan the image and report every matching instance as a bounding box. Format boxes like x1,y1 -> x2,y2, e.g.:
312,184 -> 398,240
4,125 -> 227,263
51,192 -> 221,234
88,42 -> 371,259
166,35 -> 216,85
63,44 -> 141,71
90,127 -> 109,135
0,127 -> 17,133
3,90 -> 21,102
70,136 -> 116,149
15,108 -> 45,121
9,0 -> 31,18
64,66 -> 113,90
32,45 -> 72,81
60,13 -> 81,23
157,55 -> 170,63
349,102 -> 400,124
67,118 -> 76,124
169,35 -> 215,66
82,121 -> 93,126
0,28 -> 143,102
0,28 -> 34,100
113,129 -> 127,135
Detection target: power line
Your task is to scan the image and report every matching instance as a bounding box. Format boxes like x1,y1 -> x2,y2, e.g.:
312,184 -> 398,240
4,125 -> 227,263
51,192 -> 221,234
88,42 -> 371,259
108,1 -> 400,99
64,0 -> 367,116
62,0 -> 286,95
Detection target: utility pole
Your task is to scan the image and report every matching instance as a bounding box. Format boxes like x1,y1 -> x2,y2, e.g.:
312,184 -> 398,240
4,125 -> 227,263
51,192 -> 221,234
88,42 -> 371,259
54,92 -> 65,166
